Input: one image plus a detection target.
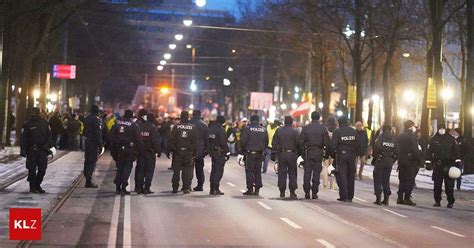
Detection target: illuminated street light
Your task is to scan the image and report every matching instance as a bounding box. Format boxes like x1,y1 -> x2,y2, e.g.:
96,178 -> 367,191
190,80 -> 197,92
189,104 -> 195,109
372,94 -> 380,102
223,78 -> 231,86
318,102 -> 324,109
11,85 -> 15,91
160,60 -> 167,65
228,66 -> 234,72
403,89 -> 416,102
398,109 -> 408,119
402,52 -> 411,58
164,53 -> 172,60
343,25 -> 355,37
174,34 -> 184,41
294,93 -> 299,100
231,49 -> 236,53
336,110 -> 344,117
186,44 -> 192,49
183,19 -> 193,26
441,87 -> 453,100
160,87 -> 170,94
157,65 -> 164,71
18,87 -> 22,94
33,89 -> 40,98
195,0 -> 206,7
169,44 -> 177,50
205,76 -> 210,80
280,103 -> 287,110
291,103 -> 298,110
331,83 -> 336,88
294,86 -> 300,93
49,93 -> 58,102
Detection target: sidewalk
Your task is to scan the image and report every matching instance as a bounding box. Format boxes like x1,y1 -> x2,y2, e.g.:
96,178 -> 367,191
0,147 -> 67,190
0,151 -> 85,246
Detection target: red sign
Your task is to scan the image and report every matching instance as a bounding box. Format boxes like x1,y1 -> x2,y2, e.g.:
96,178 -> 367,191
9,208 -> 42,240
53,64 -> 76,79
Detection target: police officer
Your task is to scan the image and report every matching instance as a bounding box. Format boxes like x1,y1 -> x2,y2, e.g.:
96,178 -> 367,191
21,107 -> 53,193
83,105 -> 103,188
395,120 -> 423,206
169,111 -> 197,194
240,115 -> 268,196
272,116 -> 300,199
134,109 -> 148,192
208,116 -> 230,195
111,110 -> 143,195
190,110 -> 209,192
136,113 -> 160,194
330,116 -> 358,202
299,111 -> 330,200
372,124 -> 398,205
425,124 -> 461,208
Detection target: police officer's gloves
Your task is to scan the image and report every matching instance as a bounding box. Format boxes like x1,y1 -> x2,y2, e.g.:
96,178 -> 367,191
47,147 -> 57,159
455,159 -> 462,168
225,152 -> 231,161
425,160 -> 433,170
20,150 -> 27,158
297,156 -> 304,168
237,154 -> 245,166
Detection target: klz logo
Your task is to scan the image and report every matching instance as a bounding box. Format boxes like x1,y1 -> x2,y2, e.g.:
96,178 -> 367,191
9,208 -> 41,240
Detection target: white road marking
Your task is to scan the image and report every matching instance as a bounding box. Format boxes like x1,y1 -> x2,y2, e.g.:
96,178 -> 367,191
430,226 -> 465,238
240,189 -> 246,193
383,209 -> 407,218
107,195 -> 120,246
124,195 -> 132,245
257,201 -> 272,210
280,217 -> 302,229
226,182 -> 236,187
353,197 -> 367,203
315,239 -> 336,248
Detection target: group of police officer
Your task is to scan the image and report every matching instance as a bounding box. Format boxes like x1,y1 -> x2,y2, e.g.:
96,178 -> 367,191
21,105 -> 462,208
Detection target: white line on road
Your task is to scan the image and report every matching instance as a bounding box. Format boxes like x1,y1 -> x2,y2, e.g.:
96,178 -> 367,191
124,195 -> 132,245
383,209 -> 407,218
315,239 -> 336,248
430,226 -> 465,238
353,197 -> 368,203
107,195 -> 120,246
280,217 -> 302,229
226,182 -> 236,187
257,201 -> 272,210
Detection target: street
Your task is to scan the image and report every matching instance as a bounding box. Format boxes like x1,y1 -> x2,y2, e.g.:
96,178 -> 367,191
15,154 -> 473,247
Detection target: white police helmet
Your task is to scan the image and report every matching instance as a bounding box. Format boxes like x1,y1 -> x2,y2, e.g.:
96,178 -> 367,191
448,166 -> 462,179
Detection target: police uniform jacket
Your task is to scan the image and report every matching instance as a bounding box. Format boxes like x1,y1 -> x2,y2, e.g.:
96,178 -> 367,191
169,121 -> 197,156
83,113 -> 103,147
396,130 -> 423,167
138,121 -> 160,154
426,133 -> 460,166
208,123 -> 229,157
330,124 -> 357,158
240,121 -> 268,153
21,117 -> 53,154
272,125 -> 301,155
299,121 -> 330,158
190,117 -> 209,158
373,131 -> 398,163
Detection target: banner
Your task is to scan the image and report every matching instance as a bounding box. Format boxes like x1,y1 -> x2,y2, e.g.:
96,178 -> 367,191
289,102 -> 312,118
427,77 -> 436,109
347,85 -> 357,108
249,92 -> 273,110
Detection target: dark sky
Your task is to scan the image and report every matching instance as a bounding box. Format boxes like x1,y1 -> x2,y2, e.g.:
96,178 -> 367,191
201,0 -> 256,18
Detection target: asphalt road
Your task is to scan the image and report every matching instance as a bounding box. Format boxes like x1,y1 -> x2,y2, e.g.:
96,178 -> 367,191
34,153 -> 474,247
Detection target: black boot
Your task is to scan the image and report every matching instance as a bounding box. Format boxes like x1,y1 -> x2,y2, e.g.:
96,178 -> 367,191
290,190 -> 297,199
115,185 -> 121,194
193,185 -> 203,191
433,202 -> 441,207
447,203 -> 453,208
121,187 -> 130,196
36,184 -> 46,194
397,193 -> 405,205
280,190 -> 285,198
305,192 -> 310,199
243,187 -> 254,196
136,186 -> 144,194
29,183 -> 37,193
312,193 -> 318,199
144,187 -> 154,195
85,180 -> 98,188
404,194 -> 416,206
382,194 -> 389,206
172,188 -> 178,194
209,184 -> 216,195
373,194 -> 381,205
215,186 -> 224,195
254,187 -> 260,196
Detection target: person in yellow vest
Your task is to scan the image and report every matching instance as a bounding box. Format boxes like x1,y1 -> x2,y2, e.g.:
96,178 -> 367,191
263,120 -> 280,173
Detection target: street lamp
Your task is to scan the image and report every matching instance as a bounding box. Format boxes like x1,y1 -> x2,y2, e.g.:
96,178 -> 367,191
183,19 -> 193,26
164,53 -> 172,60
157,65 -> 164,71
441,87 -> 453,100
174,34 -> 184,41
337,110 -> 344,117
190,80 -> 197,92
33,89 -> 40,98
398,109 -> 408,119
371,94 -> 380,102
223,78 -> 231,86
186,44 -> 192,49
231,49 -> 236,53
291,103 -> 298,110
318,102 -> 324,109
403,89 -> 416,102
49,93 -> 58,102
227,66 -> 234,72
402,52 -> 411,58
160,60 -> 167,65
195,0 -> 206,7
169,44 -> 177,50
280,103 -> 287,110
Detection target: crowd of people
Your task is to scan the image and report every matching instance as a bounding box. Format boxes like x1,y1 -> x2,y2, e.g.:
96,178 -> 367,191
20,105 -> 472,209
